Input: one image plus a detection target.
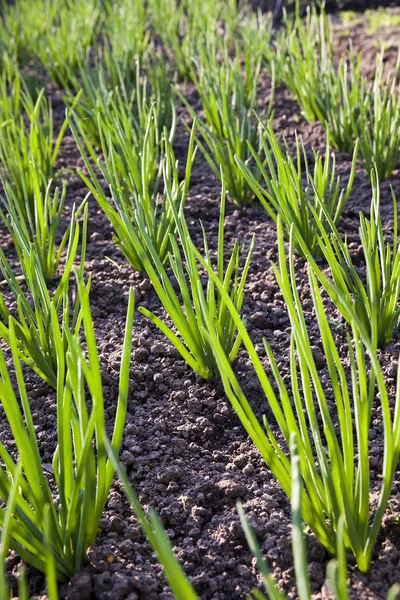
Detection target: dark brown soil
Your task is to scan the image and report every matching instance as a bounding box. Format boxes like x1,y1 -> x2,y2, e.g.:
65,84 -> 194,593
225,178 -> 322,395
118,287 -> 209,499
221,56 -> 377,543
2,9 -> 400,600
253,0 -> 400,20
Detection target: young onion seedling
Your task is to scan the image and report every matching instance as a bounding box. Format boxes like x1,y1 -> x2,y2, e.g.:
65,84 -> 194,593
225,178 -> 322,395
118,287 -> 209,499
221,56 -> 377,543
0,0 -> 58,66
238,7 -> 273,69
326,49 -> 400,181
148,0 -> 199,78
194,219 -> 400,572
237,123 -> 358,258
271,2 -> 333,123
304,45 -> 400,180
0,88 -> 68,215
71,111 -> 191,271
148,0 -> 238,78
0,204 -> 88,388
36,0 -> 103,87
105,0 -> 151,70
0,57 -> 22,124
182,45 -> 273,206
271,4 -> 400,180
0,465 -> 31,600
64,57 -> 174,148
136,176 -> 254,380
0,277 -> 134,582
274,2 -> 400,181
0,172 -> 87,282
299,169 -> 400,350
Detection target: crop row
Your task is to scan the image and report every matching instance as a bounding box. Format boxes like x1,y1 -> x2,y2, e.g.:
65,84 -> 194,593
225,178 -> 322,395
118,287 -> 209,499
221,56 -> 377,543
0,0 -> 399,598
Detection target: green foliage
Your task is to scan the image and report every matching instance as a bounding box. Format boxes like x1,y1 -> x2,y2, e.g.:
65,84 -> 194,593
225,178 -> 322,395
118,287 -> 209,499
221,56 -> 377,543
192,109 -> 266,206
237,124 -> 358,257
183,46 -> 273,205
0,172 -> 87,282
318,48 -> 364,153
0,466 -> 31,600
148,0 -> 238,77
0,64 -> 76,283
330,50 -> 400,181
0,57 -> 22,123
104,0 -> 151,69
2,0 -> 103,81
0,0 -> 59,66
300,170 -> 400,350
2,0 -> 400,595
365,7 -> 400,34
148,0 -> 198,78
194,220 -> 400,573
273,3 -> 400,180
238,8 -> 273,67
0,88 -> 67,215
0,277 -> 134,582
309,47 -> 400,180
110,430 -> 400,600
36,0 -> 103,87
0,205 -> 87,388
271,2 -> 333,123
71,108 -> 187,271
138,178 -> 254,380
64,58 -> 174,148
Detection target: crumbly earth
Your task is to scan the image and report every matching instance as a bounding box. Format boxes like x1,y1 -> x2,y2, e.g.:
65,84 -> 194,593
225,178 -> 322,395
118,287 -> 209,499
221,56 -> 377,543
1,8 -> 400,600
253,1 -> 398,11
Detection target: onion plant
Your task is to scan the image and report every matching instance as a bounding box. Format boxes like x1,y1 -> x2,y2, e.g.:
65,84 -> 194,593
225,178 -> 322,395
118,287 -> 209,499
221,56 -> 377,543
271,2 -> 333,123
0,174 -> 87,282
324,49 -> 400,181
273,2 -> 400,180
109,430 -> 400,600
300,170 -> 400,350
148,0 -> 198,78
71,110 -> 189,271
194,220 -> 400,573
0,57 -> 22,124
312,47 -> 363,154
0,205 -> 88,388
182,48 -> 273,205
190,38 -> 263,113
238,8 -> 273,67
0,468 -> 31,600
237,123 -> 358,258
0,465 -> 60,600
247,450 -> 400,600
0,58 -> 39,117
137,177 -> 254,380
366,7 -> 400,33
63,61 -> 135,147
149,0 -> 238,78
0,276 -> 134,583
191,109 -> 266,206
0,89 -> 67,215
36,0 -> 103,87
64,57 -> 174,148
0,0 -> 59,66
104,0 -> 151,71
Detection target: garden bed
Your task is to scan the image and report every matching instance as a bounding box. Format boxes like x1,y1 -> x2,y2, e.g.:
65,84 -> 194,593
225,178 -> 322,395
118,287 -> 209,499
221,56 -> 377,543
1,3 -> 400,600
